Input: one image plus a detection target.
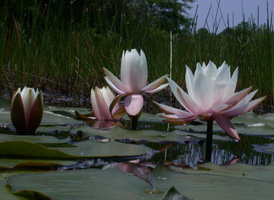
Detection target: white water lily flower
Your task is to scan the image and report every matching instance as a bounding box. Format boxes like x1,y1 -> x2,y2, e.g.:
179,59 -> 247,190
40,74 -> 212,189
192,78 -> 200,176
90,86 -> 125,121
154,61 -> 266,140
103,49 -> 168,116
11,87 -> 43,132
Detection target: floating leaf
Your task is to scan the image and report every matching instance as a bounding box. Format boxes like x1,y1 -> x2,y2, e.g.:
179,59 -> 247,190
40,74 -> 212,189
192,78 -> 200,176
70,125 -> 196,143
0,159 -> 75,170
7,167 -> 163,200
0,138 -> 152,160
0,173 -> 28,200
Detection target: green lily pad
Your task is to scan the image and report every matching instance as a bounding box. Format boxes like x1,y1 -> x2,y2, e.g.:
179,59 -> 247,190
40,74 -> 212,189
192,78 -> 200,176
0,159 -> 75,170
41,111 -> 80,125
69,125 -> 196,143
0,110 -> 11,124
6,167 -> 163,200
123,112 -> 164,122
237,124 -> 274,136
162,186 -> 190,200
1,173 -> 28,200
174,124 -> 232,141
231,112 -> 261,125
151,162 -> 274,200
0,138 -> 152,159
0,134 -> 70,144
7,162 -> 274,200
0,99 -> 11,110
253,143 -> 274,154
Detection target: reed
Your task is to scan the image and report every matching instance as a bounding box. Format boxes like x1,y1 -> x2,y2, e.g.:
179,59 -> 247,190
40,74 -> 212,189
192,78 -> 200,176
0,0 -> 273,110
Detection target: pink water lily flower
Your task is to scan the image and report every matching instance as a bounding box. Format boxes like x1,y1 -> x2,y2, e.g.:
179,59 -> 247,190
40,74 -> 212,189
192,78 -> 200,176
103,49 -> 168,116
91,86 -> 125,121
11,87 -> 43,132
154,61 -> 266,140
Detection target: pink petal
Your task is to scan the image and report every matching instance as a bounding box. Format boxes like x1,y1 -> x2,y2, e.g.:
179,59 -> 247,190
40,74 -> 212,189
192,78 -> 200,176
153,101 -> 195,118
145,83 -> 169,94
176,87 -> 200,114
95,87 -> 112,120
104,77 -> 126,94
103,68 -> 129,93
214,115 -> 240,140
225,86 -> 252,106
90,89 -> 101,119
241,96 -> 266,114
167,77 -> 199,114
141,75 -> 167,92
124,95 -> 144,116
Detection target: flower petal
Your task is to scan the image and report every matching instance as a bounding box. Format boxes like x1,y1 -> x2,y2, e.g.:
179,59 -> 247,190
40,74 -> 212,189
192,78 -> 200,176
185,65 -> 194,99
90,88 -> 101,119
193,68 -> 212,111
153,101 -> 195,118
141,75 -> 167,92
167,77 -> 199,113
225,86 -> 252,106
28,91 -> 43,131
145,83 -> 169,94
214,115 -> 240,140
104,77 -> 126,94
103,67 -> 129,93
124,94 -> 144,116
11,92 -> 26,131
95,87 -> 112,120
120,49 -> 148,92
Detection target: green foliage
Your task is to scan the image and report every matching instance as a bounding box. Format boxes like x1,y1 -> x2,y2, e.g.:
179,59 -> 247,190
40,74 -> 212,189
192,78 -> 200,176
0,0 -> 273,111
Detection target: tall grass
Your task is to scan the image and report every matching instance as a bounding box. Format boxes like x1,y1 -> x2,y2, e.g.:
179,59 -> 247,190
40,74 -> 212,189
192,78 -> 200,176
0,0 -> 273,111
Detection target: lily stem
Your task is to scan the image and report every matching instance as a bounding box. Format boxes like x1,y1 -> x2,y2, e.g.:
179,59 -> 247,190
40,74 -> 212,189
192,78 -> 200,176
131,115 -> 138,130
205,120 -> 213,162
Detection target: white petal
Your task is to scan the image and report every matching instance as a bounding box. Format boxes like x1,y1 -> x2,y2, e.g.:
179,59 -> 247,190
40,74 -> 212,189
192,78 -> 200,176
104,77 -> 126,94
120,49 -> 147,92
193,68 -> 212,111
185,65 -> 194,99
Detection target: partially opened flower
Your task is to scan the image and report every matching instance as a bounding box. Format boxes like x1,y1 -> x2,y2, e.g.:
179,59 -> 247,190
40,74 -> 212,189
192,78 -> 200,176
90,86 -> 125,121
103,49 -> 168,117
11,87 -> 43,133
154,61 -> 266,140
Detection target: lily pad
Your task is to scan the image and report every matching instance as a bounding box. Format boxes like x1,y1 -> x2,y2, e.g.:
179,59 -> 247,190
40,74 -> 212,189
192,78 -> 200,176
6,167 -> 163,200
0,134 -> 70,144
173,125 -> 232,141
0,138 -> 152,160
0,173 -> 28,200
0,159 -> 75,170
70,125 -> 196,143
124,112 -> 164,122
253,143 -> 274,154
152,163 -> 274,200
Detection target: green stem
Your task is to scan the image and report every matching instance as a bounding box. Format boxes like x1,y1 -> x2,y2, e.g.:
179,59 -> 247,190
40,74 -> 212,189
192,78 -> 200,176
131,115 -> 138,130
205,120 -> 213,162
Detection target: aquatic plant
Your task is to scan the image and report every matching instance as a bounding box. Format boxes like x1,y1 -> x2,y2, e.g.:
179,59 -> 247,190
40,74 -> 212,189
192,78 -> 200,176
10,87 -> 43,134
103,49 -> 168,129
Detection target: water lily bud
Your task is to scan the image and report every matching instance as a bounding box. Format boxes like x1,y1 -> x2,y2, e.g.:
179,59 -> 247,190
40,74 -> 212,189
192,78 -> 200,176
10,87 -> 43,133
90,86 -> 125,121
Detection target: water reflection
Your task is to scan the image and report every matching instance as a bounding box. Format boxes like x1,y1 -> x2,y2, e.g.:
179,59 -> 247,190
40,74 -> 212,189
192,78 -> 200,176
138,121 -> 274,167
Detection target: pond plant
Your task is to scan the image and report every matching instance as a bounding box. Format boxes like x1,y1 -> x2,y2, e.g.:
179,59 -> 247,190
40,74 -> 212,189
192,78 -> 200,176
76,86 -> 126,129
10,87 -> 43,134
103,49 -> 168,129
154,61 -> 266,161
